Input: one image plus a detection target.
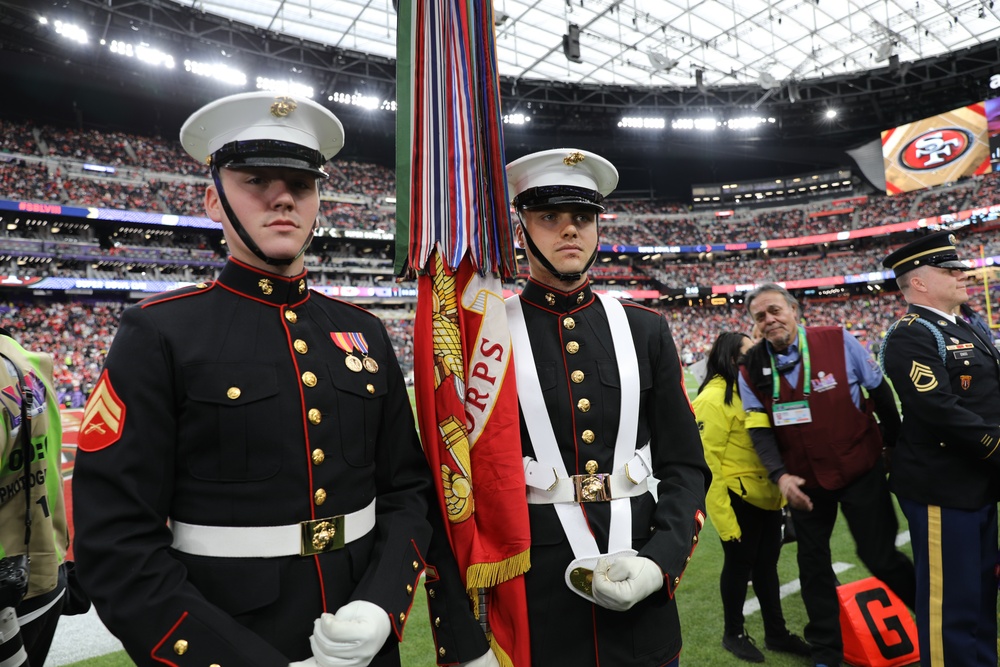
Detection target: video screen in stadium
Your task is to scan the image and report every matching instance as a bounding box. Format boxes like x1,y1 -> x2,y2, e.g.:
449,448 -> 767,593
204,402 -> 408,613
881,101 -> 992,195
987,96 -> 1000,173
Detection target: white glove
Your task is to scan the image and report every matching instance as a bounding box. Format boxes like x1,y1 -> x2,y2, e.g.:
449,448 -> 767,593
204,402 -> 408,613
591,556 -> 664,611
309,600 -> 392,667
459,649 -> 501,667
289,660 -> 319,667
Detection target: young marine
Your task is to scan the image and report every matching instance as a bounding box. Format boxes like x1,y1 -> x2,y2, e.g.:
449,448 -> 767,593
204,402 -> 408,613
71,92 -> 491,667
504,148 -> 709,666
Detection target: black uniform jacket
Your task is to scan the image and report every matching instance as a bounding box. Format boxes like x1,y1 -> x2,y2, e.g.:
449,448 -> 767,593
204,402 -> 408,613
72,258 -> 486,666
882,304 -> 1000,509
515,278 -> 709,667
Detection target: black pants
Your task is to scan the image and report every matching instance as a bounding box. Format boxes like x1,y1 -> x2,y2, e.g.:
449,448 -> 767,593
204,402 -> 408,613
719,491 -> 789,639
793,465 -> 915,666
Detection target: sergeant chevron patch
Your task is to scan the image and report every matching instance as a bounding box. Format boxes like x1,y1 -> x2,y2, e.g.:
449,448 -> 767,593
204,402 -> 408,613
908,361 -> 938,393
79,370 -> 126,452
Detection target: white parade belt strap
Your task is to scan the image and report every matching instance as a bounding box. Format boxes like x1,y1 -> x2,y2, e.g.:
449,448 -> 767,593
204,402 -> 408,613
507,293 -> 644,605
169,498 -> 376,558
522,445 -> 651,504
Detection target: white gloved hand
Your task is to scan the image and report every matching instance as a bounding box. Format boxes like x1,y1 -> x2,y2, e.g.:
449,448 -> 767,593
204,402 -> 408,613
459,648 -> 501,667
591,556 -> 664,611
309,600 -> 392,667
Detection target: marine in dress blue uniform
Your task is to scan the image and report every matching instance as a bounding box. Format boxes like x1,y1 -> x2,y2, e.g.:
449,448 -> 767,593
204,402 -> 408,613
880,232 -> 1000,667
505,149 -> 709,667
71,92 -> 489,667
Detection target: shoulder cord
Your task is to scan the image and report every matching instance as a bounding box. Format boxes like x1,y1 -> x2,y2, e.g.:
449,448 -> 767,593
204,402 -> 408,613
878,316 -> 947,374
0,352 -> 33,551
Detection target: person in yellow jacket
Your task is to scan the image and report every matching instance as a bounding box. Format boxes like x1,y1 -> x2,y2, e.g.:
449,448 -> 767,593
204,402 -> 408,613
693,332 -> 809,663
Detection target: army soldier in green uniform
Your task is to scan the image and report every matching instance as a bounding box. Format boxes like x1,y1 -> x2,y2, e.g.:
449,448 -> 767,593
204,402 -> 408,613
71,92 -> 493,667
881,231 -> 1000,667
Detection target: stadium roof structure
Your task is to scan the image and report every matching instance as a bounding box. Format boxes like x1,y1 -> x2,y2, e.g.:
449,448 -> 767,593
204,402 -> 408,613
2,0 -> 999,195
184,0 -> 1000,90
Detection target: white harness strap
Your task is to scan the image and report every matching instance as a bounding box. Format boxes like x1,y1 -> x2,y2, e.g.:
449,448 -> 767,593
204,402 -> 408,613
506,293 -> 642,559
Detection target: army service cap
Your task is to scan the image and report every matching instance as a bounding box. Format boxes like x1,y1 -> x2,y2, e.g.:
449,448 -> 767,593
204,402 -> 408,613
180,92 -> 345,177
506,148 -> 619,212
882,230 -> 969,277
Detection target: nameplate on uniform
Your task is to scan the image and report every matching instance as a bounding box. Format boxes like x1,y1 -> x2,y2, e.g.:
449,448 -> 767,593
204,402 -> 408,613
952,349 -> 975,360
945,343 -> 974,351
772,400 -> 812,426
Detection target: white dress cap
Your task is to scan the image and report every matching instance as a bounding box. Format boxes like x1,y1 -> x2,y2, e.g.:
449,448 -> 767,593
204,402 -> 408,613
179,91 -> 345,168
505,148 -> 619,206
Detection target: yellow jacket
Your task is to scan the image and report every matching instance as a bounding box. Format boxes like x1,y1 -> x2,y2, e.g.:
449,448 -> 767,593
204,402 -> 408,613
693,375 -> 784,541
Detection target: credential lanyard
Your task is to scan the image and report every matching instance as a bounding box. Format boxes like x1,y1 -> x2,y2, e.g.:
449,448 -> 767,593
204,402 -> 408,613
770,326 -> 810,401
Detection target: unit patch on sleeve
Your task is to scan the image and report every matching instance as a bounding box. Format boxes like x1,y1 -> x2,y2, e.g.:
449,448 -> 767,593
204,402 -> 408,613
79,370 -> 126,452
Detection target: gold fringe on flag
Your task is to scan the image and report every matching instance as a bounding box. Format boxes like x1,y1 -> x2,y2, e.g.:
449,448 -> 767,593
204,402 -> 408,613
466,548 -> 531,594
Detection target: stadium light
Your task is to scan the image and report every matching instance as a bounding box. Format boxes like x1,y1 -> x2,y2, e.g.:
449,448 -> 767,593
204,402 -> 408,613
184,60 -> 247,87
257,77 -> 313,99
825,109 -> 838,119
53,20 -> 88,45
725,116 -> 775,130
109,40 -> 175,69
503,113 -> 531,125
328,91 -> 393,111
618,117 -> 665,130
672,118 -> 718,131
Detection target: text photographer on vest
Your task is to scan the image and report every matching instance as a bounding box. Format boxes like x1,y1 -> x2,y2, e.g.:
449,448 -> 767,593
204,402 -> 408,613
505,148 -> 709,666
0,327 -> 71,666
880,232 -> 1000,667
736,283 -> 914,667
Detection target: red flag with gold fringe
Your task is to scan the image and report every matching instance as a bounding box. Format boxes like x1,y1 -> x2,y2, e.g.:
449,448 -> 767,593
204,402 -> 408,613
396,0 -> 530,665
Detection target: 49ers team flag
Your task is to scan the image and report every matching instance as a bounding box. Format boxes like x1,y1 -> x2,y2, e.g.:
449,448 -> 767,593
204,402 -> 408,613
395,1 -> 529,666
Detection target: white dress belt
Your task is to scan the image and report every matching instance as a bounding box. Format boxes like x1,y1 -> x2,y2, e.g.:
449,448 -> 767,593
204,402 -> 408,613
169,498 -> 377,558
523,445 -> 652,504
506,293 -> 641,560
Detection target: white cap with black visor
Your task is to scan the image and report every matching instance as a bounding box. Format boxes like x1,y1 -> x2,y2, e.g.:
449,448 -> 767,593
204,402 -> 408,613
180,92 -> 345,266
506,148 -> 619,282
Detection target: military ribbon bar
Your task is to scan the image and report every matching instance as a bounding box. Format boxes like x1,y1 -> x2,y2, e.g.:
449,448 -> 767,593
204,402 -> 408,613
348,332 -> 370,356
329,332 -> 355,354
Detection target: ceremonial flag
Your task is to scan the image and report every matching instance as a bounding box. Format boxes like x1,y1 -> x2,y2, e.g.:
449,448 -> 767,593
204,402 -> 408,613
396,1 -> 529,665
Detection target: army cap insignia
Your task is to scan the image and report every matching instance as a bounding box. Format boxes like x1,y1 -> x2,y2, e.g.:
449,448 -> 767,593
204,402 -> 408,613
564,151 -> 586,166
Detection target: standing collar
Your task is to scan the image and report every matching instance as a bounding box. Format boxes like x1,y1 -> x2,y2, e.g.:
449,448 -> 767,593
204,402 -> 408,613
216,258 -> 311,307
520,277 -> 594,312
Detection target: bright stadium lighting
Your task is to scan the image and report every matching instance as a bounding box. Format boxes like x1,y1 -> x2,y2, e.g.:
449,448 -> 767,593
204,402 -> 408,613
503,113 -> 531,124
725,116 -> 775,130
825,108 -> 838,119
256,77 -> 314,99
54,20 -> 88,44
671,117 -> 718,131
38,17 -> 48,25
618,117 -> 665,129
109,40 -> 175,69
328,91 -> 388,110
184,59 -> 247,86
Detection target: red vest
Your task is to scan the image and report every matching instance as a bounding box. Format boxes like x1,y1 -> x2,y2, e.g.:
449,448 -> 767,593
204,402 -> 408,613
744,327 -> 882,490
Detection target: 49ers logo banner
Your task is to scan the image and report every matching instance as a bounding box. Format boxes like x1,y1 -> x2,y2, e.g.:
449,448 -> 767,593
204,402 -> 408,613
881,103 -> 990,195
79,370 -> 126,452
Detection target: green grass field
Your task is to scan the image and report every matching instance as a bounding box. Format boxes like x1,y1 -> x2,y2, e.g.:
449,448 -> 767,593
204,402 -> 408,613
66,370 -> 913,667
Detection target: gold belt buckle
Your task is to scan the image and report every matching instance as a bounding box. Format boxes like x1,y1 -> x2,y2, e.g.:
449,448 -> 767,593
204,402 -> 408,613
300,515 -> 346,556
572,473 -> 612,503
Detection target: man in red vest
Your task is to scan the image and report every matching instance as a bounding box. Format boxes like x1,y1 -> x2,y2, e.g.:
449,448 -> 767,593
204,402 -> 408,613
737,282 -> 914,667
